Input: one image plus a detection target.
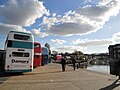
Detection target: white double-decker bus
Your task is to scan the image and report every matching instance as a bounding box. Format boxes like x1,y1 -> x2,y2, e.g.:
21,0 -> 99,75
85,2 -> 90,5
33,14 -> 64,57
4,31 -> 34,73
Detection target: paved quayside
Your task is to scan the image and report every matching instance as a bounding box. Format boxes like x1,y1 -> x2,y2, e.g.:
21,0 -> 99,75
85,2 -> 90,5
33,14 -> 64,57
0,63 -> 120,90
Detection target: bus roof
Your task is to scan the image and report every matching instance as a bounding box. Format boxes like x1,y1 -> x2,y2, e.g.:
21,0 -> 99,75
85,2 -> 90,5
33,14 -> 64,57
9,31 -> 31,35
42,47 -> 48,49
34,42 -> 41,45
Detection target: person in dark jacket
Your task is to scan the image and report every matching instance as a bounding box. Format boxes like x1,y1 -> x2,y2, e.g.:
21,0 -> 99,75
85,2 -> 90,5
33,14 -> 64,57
61,56 -> 66,72
72,56 -> 76,70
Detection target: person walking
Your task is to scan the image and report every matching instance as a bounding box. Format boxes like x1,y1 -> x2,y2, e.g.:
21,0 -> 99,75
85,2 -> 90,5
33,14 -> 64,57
61,56 -> 66,72
72,56 -> 76,70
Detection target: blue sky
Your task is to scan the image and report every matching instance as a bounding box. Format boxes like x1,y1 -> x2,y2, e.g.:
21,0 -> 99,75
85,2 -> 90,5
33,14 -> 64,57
0,0 -> 120,54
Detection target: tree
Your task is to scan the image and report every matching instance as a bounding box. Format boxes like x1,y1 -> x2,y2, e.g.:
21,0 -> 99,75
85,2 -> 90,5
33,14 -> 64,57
52,50 -> 58,55
45,43 -> 50,50
75,51 -> 83,55
73,51 -> 84,60
44,43 -> 51,55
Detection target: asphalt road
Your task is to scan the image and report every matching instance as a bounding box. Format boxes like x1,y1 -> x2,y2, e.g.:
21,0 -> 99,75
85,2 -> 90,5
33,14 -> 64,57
0,63 -> 120,90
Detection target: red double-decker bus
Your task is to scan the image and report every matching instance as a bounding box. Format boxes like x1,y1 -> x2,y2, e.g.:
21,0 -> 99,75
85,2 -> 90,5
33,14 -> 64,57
33,42 -> 42,68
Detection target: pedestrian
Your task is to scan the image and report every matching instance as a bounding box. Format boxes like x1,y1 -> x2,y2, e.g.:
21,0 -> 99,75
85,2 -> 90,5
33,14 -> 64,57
61,56 -> 66,72
72,56 -> 76,70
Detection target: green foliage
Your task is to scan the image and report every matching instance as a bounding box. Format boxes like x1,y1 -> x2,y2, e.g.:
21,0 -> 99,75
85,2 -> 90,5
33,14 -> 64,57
52,50 -> 58,55
74,51 -> 83,55
44,43 -> 51,55
44,43 -> 50,50
74,51 -> 84,60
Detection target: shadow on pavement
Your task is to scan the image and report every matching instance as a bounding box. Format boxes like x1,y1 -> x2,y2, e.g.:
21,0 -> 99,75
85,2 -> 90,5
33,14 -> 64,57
0,72 -> 23,77
99,79 -> 120,90
0,72 -> 24,84
0,77 -> 8,85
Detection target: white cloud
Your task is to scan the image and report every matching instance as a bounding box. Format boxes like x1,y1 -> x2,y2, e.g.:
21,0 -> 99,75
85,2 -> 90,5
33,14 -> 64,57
70,31 -> 120,53
0,0 -> 49,26
112,32 -> 120,43
41,0 -> 120,36
82,46 -> 109,54
51,39 -> 66,44
53,46 -> 85,53
98,0 -> 115,6
32,29 -> 48,38
0,23 -> 28,34
73,39 -> 113,47
52,13 -> 57,17
53,31 -> 120,54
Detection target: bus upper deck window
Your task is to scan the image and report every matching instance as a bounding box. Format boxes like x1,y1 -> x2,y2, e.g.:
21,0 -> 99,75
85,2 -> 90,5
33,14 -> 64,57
34,44 -> 40,48
14,34 -> 30,41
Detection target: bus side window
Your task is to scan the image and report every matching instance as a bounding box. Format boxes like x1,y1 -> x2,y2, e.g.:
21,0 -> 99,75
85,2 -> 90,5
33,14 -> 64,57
7,40 -> 12,47
34,44 -> 40,48
34,55 -> 39,58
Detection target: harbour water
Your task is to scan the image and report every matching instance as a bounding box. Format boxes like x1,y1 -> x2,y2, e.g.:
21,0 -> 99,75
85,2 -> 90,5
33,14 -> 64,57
87,65 -> 110,74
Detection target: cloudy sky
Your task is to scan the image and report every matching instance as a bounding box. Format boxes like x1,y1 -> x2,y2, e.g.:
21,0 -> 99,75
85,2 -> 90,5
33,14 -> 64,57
0,0 -> 120,54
